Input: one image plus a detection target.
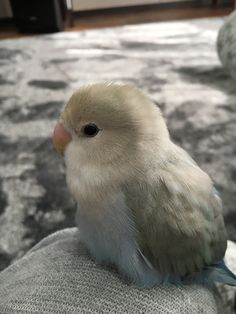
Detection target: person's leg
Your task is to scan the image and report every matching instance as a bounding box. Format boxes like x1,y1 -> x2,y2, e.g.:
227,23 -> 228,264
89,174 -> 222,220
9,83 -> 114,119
0,228 -> 226,314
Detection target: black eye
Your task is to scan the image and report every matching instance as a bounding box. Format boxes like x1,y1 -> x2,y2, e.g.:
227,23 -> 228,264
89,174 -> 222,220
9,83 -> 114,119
82,123 -> 99,137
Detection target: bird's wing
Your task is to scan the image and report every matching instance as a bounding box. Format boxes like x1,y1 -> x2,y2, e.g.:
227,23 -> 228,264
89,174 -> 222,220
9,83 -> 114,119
124,160 -> 227,276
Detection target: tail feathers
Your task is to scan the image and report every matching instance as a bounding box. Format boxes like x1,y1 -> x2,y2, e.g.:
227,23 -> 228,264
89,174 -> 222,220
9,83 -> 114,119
207,260 -> 236,286
185,259 -> 236,286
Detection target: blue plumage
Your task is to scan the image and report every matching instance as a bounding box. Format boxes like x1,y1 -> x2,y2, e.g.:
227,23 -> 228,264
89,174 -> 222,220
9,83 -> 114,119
76,191 -> 236,288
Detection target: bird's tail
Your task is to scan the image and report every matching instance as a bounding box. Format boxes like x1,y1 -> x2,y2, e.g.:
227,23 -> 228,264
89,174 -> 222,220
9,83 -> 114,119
206,260 -> 236,286
185,260 -> 236,286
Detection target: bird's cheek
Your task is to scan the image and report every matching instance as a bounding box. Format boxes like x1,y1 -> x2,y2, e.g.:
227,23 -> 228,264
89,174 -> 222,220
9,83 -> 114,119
53,123 -> 72,155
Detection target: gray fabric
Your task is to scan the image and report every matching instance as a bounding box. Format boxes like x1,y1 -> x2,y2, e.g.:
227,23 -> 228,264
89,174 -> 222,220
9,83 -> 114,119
217,11 -> 236,79
0,228 -> 223,314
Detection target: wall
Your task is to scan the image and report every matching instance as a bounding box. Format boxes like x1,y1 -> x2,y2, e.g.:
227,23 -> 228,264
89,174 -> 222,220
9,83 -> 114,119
0,0 -> 12,18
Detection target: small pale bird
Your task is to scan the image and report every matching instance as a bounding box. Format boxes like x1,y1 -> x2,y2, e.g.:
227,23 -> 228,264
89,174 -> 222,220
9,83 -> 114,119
53,83 -> 236,287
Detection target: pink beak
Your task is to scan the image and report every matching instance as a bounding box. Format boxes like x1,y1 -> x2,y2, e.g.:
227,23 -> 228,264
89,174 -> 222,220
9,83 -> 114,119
53,123 -> 72,155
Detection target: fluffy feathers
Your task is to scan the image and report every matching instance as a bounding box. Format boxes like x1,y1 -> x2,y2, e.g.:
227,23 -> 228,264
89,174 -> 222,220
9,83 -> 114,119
55,83 -> 235,286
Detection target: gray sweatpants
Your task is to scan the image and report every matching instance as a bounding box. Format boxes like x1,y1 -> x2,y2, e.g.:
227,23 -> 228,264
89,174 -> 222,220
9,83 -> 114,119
0,227 -> 234,313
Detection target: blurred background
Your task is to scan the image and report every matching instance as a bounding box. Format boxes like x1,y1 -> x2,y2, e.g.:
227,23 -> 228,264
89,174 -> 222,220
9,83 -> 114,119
0,0 -> 235,37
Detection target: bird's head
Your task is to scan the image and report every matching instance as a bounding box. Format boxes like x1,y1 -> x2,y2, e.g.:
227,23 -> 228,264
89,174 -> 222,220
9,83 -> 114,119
53,83 -> 169,173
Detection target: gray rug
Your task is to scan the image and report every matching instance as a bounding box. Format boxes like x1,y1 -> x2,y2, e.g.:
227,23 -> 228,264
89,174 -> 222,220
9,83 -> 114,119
0,17 -> 236,276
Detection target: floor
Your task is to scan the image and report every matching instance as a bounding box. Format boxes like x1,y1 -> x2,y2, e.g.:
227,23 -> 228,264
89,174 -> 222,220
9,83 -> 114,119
0,2 -> 234,40
68,2 -> 233,31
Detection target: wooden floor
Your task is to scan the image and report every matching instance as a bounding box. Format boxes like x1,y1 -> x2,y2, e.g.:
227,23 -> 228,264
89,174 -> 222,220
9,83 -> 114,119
0,2 -> 234,40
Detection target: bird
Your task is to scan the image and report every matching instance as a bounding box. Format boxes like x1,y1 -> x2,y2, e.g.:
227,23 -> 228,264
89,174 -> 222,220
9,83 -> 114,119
53,82 -> 236,287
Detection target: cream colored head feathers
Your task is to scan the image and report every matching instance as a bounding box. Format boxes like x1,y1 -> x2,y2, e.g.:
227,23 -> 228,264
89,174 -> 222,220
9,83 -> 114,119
53,83 -> 170,202
58,83 -> 169,166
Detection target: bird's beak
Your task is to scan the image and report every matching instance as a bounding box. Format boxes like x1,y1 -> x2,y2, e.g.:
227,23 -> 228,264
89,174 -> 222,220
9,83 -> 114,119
53,122 -> 72,155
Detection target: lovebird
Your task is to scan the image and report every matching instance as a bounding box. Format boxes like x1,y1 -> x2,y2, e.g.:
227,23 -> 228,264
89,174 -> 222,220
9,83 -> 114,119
53,83 -> 236,287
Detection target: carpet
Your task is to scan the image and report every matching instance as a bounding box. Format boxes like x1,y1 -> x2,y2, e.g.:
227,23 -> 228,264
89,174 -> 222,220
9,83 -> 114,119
0,18 -> 236,274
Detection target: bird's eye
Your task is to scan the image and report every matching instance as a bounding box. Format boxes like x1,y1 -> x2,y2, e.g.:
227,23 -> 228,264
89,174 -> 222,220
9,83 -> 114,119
82,123 -> 99,137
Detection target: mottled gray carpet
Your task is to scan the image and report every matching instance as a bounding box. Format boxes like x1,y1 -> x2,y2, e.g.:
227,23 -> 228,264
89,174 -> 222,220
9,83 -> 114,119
0,18 -> 236,275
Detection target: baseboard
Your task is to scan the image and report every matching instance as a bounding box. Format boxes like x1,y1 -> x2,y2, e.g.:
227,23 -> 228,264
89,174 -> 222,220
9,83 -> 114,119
72,0 -> 231,18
